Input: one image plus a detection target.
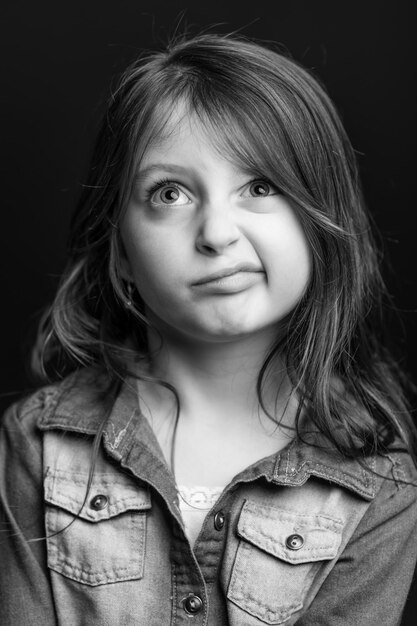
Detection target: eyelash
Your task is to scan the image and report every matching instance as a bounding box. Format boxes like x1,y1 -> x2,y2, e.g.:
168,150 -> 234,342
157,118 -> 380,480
145,178 -> 179,200
144,177 -> 279,202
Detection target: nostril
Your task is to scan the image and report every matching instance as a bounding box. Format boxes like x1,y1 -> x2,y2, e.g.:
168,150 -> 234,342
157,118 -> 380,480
196,230 -> 239,256
200,243 -> 217,255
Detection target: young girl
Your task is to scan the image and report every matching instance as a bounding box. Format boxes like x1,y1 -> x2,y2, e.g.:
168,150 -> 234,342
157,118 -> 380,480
1,33 -> 417,626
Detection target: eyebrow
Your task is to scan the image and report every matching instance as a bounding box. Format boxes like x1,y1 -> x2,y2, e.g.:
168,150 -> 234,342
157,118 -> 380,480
135,164 -> 192,180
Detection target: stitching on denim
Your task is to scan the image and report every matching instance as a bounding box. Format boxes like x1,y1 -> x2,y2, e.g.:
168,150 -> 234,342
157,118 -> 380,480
241,595 -> 302,623
129,504 -> 143,573
228,539 -> 250,599
241,500 -> 343,527
242,518 -> 340,543
45,473 -> 150,514
49,564 -> 142,584
171,564 -> 177,626
285,448 -> 290,480
308,462 -> 376,497
240,521 -> 339,556
386,453 -> 406,490
284,447 -> 292,483
240,539 -> 250,600
103,409 -> 135,451
45,498 -> 150,522
229,542 -> 303,622
46,511 -> 146,584
46,491 -> 147,507
45,471 -> 150,505
46,469 -> 139,485
202,581 -> 208,623
311,461 -> 375,490
55,559 -> 132,577
275,449 -> 378,499
241,529 -> 337,555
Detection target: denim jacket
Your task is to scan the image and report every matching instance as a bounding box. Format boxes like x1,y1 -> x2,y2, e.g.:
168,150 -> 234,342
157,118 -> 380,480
1,368 -> 417,626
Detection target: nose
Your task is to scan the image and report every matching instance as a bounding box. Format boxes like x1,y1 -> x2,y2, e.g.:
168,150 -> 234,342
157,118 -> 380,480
195,205 -> 240,256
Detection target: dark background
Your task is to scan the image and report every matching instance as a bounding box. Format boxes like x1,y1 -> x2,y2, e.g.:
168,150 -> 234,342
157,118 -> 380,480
1,0 -> 416,622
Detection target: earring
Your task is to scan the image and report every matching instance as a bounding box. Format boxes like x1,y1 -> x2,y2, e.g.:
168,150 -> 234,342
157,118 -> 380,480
125,282 -> 134,308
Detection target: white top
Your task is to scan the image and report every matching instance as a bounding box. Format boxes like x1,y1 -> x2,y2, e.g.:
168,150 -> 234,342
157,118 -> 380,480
177,485 -> 224,546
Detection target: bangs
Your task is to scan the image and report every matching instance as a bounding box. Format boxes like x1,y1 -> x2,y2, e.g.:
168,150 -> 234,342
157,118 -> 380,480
120,38 -> 356,242
130,78 -> 305,205
122,42 -> 333,217
193,95 -> 297,192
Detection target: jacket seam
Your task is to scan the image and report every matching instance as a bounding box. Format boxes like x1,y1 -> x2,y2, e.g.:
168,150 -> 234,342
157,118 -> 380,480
385,453 -> 407,490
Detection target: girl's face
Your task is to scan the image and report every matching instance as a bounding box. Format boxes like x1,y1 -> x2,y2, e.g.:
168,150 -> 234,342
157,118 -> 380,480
121,112 -> 311,344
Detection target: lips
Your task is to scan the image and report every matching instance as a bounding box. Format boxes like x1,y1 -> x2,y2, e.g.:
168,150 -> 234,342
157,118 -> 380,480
192,263 -> 264,286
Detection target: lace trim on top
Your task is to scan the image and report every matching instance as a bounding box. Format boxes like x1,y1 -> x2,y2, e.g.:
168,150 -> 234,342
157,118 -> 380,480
177,486 -> 224,546
178,485 -> 224,511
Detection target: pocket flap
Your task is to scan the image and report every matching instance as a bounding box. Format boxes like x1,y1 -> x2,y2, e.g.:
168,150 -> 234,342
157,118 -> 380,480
237,500 -> 343,564
44,468 -> 151,522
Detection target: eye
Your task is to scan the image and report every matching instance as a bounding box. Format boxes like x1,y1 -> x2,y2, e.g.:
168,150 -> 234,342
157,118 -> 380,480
247,180 -> 279,197
148,182 -> 191,207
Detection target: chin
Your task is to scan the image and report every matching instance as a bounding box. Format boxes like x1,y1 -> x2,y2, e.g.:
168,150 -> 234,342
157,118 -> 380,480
180,318 -> 272,344
149,306 -> 279,344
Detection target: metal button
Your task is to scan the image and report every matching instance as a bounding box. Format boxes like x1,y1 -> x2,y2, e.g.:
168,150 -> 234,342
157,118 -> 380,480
90,494 -> 108,510
285,533 -> 304,550
214,511 -> 225,531
183,594 -> 203,614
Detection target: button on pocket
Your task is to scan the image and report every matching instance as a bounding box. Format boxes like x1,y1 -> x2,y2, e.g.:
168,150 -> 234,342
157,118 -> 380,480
89,494 -> 108,511
44,468 -> 151,586
227,500 -> 343,624
285,534 -> 304,550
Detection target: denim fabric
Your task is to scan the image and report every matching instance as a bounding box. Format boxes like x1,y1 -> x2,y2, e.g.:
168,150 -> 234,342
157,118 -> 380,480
1,368 -> 417,626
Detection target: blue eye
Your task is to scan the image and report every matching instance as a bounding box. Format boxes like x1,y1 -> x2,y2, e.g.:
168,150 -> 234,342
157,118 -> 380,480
149,182 -> 191,206
248,181 -> 278,197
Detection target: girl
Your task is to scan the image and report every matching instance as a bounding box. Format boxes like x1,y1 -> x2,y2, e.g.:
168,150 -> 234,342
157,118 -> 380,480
1,33 -> 417,626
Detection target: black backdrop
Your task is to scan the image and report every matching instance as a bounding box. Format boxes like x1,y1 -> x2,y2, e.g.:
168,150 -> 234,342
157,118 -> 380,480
1,0 -> 416,622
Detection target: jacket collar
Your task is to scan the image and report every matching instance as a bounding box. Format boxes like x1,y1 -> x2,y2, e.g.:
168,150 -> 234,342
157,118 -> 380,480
272,438 -> 377,500
37,368 -> 383,501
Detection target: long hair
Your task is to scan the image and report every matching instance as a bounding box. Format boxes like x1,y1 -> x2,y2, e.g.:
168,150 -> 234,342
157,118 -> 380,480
32,33 -> 417,460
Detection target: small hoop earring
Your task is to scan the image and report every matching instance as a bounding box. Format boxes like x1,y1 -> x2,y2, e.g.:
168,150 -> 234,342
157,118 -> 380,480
125,282 -> 134,308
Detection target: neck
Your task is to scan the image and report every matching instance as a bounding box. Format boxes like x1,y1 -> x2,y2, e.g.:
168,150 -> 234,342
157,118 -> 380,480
138,320 -> 293,429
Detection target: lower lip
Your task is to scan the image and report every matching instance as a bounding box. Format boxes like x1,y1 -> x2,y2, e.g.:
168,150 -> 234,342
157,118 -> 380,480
192,271 -> 264,294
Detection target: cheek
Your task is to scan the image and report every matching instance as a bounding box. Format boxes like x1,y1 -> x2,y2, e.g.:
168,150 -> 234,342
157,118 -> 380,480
255,216 -> 311,306
122,224 -> 184,305
278,237 -> 311,287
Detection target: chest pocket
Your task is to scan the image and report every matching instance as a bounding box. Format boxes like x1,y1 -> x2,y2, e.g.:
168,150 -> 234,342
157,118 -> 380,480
44,468 -> 151,586
227,500 -> 343,624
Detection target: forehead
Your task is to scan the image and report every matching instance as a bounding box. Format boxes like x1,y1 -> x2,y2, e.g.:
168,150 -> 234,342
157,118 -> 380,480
138,103 -> 235,172
139,100 -> 267,181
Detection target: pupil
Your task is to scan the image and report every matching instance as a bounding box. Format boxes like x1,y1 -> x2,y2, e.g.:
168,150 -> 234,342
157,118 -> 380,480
253,183 -> 267,195
162,187 -> 179,202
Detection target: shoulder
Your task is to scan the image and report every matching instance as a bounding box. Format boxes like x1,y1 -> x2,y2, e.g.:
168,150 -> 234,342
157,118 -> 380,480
282,428 -> 417,503
371,446 -> 417,511
338,446 -> 417,551
1,367 -> 111,441
0,383 -> 57,458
